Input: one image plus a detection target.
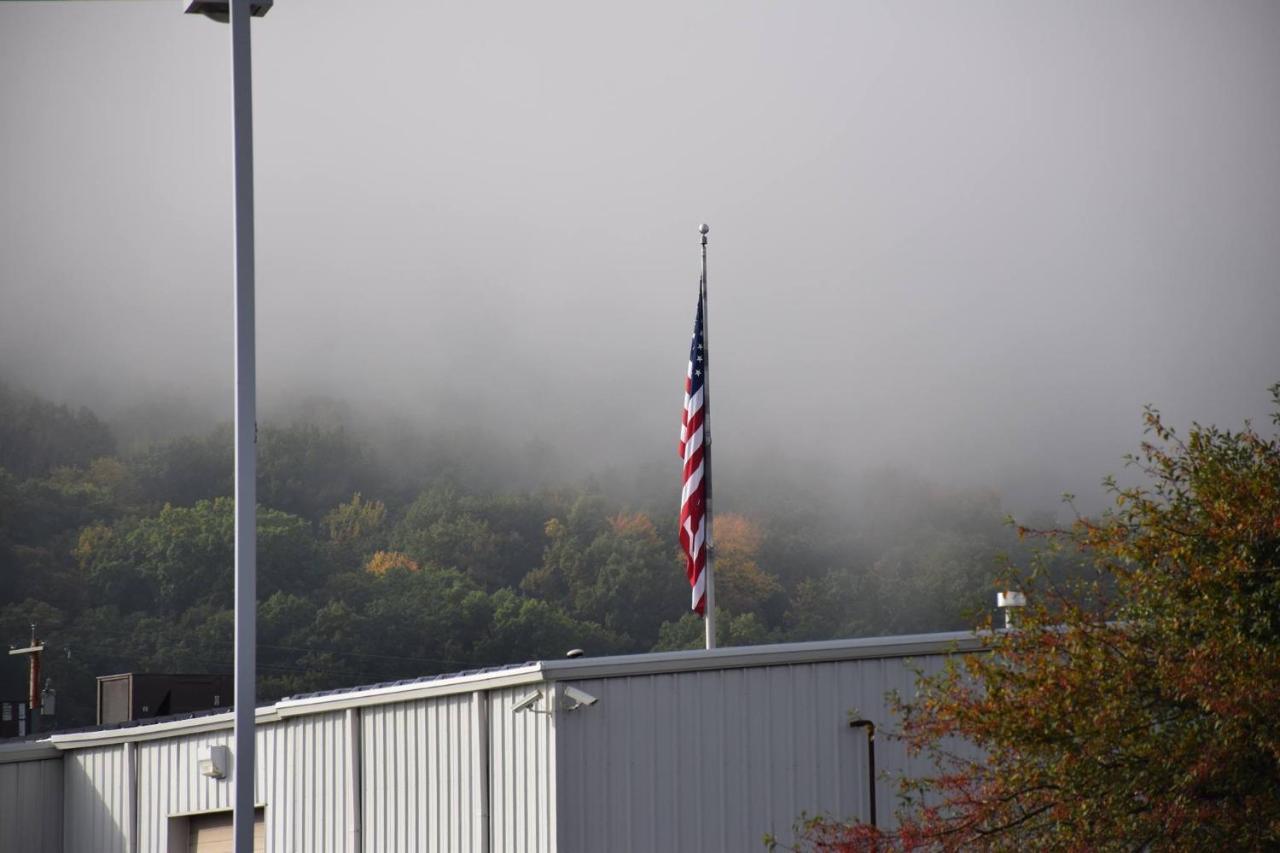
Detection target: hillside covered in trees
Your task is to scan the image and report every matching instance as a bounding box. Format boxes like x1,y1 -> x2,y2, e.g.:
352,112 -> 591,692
0,382 -> 1036,729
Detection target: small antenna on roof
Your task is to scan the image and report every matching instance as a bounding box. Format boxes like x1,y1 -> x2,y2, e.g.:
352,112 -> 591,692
566,648 -> 584,659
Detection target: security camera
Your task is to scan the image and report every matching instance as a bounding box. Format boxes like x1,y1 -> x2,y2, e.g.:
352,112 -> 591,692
562,686 -> 598,710
512,690 -> 543,714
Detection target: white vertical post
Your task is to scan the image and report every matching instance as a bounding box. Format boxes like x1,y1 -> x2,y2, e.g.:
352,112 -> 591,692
472,691 -> 491,853
229,0 -> 258,850
344,708 -> 362,853
123,741 -> 137,853
699,224 -> 716,650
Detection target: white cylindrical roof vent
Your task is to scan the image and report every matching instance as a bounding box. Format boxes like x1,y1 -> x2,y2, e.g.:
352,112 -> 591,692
996,591 -> 1027,629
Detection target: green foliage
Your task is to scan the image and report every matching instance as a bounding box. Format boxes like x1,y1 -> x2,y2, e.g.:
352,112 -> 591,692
324,493 -> 386,549
392,483 -> 551,590
79,499 -> 325,616
129,428 -> 232,510
258,425 -> 376,521
0,385 -> 1039,729
477,589 -> 624,663
0,383 -> 115,478
651,608 -> 778,651
652,611 -> 706,651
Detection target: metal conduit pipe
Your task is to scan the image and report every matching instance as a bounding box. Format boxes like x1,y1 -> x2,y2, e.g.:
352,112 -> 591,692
849,719 -> 877,828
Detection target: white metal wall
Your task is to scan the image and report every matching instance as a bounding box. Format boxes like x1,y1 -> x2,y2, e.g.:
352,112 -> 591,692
136,729 -> 236,851
0,757 -> 63,852
260,711 -> 352,853
63,744 -> 129,853
49,646 -> 976,853
58,713 -> 352,853
553,655 -> 959,853
134,713 -> 350,853
360,693 -> 484,852
489,685 -> 556,853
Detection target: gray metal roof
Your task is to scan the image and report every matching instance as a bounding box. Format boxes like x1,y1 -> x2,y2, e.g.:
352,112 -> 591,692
282,661 -> 537,702
35,631 -> 982,749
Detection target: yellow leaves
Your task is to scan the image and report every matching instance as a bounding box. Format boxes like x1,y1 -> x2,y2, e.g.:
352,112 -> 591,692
712,513 -> 781,615
87,456 -> 128,490
714,512 -> 764,560
74,522 -> 112,567
324,492 -> 386,546
608,511 -> 657,539
363,550 -> 419,576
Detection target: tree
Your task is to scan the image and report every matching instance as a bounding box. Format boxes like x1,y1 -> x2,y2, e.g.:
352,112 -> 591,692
0,383 -> 115,478
325,492 -> 389,569
325,492 -> 387,547
475,589 -> 624,664
532,508 -> 686,646
129,427 -> 234,510
392,483 -> 550,590
81,498 -> 326,616
363,550 -> 419,575
796,389 -> 1280,851
652,608 -> 778,651
257,424 -> 377,522
712,514 -> 785,619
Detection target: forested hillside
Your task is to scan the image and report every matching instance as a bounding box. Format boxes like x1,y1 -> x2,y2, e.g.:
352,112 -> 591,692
0,382 -> 1037,728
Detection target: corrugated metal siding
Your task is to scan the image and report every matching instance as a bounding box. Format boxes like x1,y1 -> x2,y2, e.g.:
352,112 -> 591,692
0,757 -> 63,852
137,729 -> 233,849
133,713 -> 350,853
489,686 -> 555,853
262,711 -> 351,853
64,745 -> 128,853
554,655 -> 963,853
361,693 -> 483,852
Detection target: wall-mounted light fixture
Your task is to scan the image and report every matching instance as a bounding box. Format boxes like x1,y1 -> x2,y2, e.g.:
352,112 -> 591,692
198,745 -> 229,780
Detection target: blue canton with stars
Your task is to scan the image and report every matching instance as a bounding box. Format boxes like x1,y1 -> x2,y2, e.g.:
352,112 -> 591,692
688,294 -> 705,396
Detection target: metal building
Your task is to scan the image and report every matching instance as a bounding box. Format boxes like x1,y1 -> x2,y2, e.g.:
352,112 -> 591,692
0,631 -> 980,852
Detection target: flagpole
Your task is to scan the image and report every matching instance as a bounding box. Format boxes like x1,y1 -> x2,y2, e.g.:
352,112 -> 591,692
699,223 -> 716,650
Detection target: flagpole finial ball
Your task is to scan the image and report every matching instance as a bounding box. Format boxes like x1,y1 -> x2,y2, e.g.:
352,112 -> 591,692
698,223 -> 710,235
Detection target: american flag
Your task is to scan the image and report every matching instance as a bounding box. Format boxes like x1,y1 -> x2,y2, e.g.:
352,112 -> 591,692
679,290 -> 709,614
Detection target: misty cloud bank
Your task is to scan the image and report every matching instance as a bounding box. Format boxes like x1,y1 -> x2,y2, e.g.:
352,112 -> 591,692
3,1 -> 1278,517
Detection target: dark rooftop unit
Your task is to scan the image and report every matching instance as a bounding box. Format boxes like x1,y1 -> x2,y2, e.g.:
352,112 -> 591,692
96,673 -> 233,726
0,700 -> 30,738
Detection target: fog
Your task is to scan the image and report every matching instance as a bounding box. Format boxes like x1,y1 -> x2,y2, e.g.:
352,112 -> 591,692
2,1 -> 1278,515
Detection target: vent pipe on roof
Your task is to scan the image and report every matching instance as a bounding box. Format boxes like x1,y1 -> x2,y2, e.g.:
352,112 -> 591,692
996,591 -> 1027,629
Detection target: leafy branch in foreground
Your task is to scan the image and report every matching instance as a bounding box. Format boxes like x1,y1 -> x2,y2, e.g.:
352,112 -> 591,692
794,384 -> 1280,851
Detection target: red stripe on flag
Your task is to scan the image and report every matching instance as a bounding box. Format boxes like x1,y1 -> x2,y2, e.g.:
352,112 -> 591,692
679,296 -> 708,615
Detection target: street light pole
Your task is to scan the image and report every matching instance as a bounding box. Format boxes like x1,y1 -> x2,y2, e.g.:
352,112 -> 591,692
183,2 -> 271,850
229,3 -> 257,850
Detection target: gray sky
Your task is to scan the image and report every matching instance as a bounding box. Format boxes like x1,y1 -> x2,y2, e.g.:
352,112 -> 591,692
2,0 -> 1278,512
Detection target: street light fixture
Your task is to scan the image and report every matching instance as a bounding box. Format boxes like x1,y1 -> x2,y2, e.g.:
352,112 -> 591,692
182,2 -> 269,851
183,0 -> 272,22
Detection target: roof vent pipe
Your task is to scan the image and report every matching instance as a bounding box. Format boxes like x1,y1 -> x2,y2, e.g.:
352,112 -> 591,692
996,591 -> 1027,629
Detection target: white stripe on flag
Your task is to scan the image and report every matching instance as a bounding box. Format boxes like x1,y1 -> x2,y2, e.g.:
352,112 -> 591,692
691,571 -> 706,607
682,425 -> 704,465
681,458 -> 704,507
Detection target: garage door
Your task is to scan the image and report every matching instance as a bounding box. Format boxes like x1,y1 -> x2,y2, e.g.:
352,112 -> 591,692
187,809 -> 265,853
